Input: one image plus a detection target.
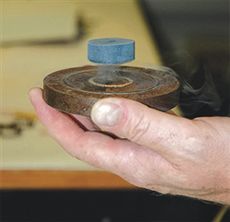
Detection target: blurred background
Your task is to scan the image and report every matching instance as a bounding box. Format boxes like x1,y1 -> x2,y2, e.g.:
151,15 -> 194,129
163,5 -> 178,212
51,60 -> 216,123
0,0 -> 229,221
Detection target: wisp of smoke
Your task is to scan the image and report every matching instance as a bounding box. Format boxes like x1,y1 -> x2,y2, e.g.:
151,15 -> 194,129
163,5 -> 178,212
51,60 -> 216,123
163,51 -> 223,117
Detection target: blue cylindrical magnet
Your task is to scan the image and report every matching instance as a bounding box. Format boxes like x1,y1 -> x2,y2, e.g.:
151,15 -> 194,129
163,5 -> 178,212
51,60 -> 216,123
88,38 -> 135,64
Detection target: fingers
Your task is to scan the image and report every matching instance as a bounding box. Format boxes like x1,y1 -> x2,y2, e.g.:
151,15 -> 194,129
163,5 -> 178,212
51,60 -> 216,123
28,88 -> 114,166
91,98 -> 196,158
28,88 -> 172,181
28,88 -> 85,154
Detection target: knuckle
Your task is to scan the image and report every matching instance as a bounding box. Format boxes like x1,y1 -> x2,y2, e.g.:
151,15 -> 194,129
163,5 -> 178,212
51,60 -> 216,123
126,115 -> 151,142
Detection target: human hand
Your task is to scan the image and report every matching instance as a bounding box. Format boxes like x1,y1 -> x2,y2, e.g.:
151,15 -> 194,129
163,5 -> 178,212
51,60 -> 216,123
29,88 -> 230,204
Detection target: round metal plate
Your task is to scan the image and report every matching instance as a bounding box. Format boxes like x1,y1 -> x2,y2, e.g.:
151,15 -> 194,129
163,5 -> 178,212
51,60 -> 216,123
43,65 -> 180,116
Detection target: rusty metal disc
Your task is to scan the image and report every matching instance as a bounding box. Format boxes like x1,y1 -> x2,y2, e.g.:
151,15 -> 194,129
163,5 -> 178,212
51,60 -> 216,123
43,65 -> 180,116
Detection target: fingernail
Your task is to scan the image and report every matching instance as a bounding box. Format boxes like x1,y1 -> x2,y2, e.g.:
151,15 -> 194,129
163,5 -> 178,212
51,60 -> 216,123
28,88 -> 41,104
28,87 -> 41,97
91,100 -> 122,127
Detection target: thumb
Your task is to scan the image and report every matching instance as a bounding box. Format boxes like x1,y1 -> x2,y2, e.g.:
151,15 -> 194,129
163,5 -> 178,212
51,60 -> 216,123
91,98 -> 193,157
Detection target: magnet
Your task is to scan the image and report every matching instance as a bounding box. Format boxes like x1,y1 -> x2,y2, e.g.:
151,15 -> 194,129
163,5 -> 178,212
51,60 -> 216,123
88,38 -> 135,64
43,66 -> 180,116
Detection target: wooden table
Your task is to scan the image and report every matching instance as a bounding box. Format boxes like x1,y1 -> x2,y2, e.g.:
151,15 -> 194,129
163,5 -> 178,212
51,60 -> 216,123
0,0 -> 166,189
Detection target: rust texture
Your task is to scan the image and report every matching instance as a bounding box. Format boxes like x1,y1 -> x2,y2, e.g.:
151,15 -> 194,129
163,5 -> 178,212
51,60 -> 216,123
43,65 -> 180,116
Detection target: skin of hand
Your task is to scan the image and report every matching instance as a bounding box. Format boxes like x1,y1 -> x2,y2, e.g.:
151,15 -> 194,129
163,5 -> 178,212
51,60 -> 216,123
29,88 -> 230,205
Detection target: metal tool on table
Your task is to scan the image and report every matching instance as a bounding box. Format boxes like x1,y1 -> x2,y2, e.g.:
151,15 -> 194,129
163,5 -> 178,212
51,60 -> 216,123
43,38 -> 180,116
